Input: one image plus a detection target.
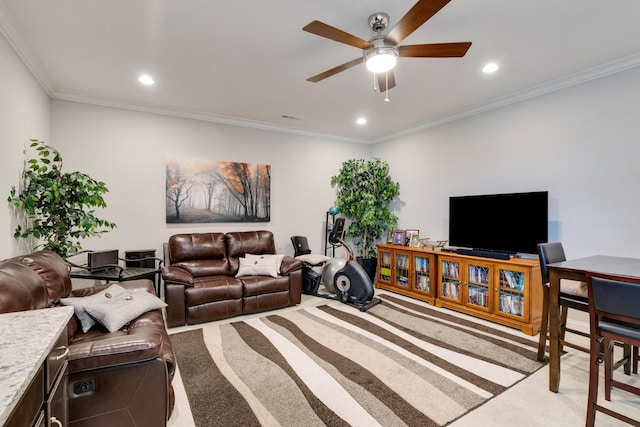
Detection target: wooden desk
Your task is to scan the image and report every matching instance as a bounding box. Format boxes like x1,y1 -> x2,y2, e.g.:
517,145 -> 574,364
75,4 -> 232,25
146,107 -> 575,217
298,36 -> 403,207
547,255 -> 640,392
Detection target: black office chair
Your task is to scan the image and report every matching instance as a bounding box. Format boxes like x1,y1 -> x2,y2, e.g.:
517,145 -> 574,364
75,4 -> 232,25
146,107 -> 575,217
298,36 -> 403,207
290,235 -> 331,295
586,272 -> 640,427
291,236 -> 312,257
537,242 -> 590,360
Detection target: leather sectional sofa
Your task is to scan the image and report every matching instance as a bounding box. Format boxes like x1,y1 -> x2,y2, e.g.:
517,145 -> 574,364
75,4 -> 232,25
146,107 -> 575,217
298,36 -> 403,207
162,230 -> 303,327
0,251 -> 175,427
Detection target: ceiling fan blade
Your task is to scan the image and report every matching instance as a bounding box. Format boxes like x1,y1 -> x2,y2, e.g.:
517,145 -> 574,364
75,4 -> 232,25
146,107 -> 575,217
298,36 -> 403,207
385,0 -> 452,45
307,57 -> 363,83
376,71 -> 396,93
303,20 -> 372,49
398,42 -> 472,57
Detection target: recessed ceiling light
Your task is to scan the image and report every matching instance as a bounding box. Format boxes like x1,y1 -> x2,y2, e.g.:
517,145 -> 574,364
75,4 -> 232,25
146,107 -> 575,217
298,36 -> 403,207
482,63 -> 499,74
138,74 -> 155,85
356,117 -> 367,125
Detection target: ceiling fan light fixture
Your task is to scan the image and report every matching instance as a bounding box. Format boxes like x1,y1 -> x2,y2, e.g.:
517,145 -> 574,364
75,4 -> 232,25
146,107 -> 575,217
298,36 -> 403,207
365,47 -> 398,73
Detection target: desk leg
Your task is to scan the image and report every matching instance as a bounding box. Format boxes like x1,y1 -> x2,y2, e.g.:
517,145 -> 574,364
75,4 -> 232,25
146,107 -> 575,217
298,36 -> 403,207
549,269 -> 561,392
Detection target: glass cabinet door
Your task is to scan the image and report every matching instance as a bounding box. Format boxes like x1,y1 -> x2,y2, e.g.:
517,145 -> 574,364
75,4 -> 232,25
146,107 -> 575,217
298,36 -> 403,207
440,258 -> 461,301
496,267 -> 527,320
465,262 -> 492,312
413,254 -> 431,294
377,248 -> 393,285
394,252 -> 410,288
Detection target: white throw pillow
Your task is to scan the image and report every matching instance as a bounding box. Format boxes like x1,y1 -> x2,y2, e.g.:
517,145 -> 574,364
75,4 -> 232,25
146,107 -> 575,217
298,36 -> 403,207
244,253 -> 285,273
236,254 -> 281,278
60,284 -> 128,333
84,289 -> 167,333
295,254 -> 331,266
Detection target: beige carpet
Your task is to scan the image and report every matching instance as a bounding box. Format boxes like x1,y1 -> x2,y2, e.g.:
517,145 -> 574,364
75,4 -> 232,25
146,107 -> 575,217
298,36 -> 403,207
169,294 -> 544,427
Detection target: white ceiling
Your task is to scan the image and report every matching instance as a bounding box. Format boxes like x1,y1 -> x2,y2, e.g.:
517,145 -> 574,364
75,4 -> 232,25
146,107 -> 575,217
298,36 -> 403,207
2,0 -> 640,143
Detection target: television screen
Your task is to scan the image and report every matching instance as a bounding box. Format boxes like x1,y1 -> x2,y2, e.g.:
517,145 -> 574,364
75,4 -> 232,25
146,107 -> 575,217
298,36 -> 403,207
448,191 -> 548,254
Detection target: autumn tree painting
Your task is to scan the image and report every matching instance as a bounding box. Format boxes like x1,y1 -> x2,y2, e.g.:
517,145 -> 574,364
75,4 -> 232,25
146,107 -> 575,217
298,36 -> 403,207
166,157 -> 271,223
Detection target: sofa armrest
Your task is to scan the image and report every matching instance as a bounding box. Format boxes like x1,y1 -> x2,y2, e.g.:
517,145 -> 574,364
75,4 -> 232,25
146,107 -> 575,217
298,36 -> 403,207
68,331 -> 164,373
279,256 -> 302,276
165,283 -> 187,328
162,266 -> 194,286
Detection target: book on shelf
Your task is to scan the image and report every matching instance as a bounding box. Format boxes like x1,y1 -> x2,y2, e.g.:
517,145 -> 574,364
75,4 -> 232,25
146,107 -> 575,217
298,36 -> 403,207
468,265 -> 489,285
415,256 -> 429,273
500,270 -> 525,291
416,274 -> 430,291
468,285 -> 488,307
443,281 -> 459,299
380,267 -> 392,278
442,261 -> 460,279
499,293 -> 523,316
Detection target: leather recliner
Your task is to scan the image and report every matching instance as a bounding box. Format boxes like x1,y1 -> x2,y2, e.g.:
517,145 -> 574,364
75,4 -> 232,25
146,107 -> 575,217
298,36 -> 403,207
0,251 -> 176,427
162,230 -> 303,327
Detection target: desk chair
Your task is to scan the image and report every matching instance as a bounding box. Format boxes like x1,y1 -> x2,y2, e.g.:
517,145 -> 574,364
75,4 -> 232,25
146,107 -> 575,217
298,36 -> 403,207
586,272 -> 640,427
290,236 -> 331,294
291,235 -> 312,257
537,242 -> 590,361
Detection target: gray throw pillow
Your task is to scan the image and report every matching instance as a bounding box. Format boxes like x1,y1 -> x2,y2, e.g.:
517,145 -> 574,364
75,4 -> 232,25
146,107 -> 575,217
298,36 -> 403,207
84,289 -> 167,332
60,284 -> 128,333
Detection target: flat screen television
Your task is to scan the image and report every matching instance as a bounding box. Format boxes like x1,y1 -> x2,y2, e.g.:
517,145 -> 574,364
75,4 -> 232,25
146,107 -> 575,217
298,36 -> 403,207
448,191 -> 548,255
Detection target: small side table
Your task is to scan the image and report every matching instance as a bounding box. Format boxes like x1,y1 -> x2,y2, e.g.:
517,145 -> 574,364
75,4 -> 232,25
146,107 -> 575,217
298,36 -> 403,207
70,266 -> 161,297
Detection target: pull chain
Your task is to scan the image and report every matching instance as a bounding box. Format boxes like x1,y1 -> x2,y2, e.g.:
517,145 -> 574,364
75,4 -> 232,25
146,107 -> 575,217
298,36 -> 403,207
384,71 -> 390,102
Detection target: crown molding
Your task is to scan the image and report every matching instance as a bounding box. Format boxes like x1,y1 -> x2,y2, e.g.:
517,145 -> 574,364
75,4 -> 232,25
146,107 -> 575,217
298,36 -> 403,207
372,52 -> 640,144
0,2 -> 54,94
52,91 -> 371,145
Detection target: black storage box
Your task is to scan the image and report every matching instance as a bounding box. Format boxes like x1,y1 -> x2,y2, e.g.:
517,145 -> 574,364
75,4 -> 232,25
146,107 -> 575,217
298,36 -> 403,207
125,250 -> 156,268
302,267 -> 322,295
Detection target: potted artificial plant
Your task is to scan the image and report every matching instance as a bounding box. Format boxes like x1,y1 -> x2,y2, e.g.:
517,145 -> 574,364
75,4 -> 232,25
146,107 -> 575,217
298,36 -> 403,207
331,158 -> 400,280
8,139 -> 116,258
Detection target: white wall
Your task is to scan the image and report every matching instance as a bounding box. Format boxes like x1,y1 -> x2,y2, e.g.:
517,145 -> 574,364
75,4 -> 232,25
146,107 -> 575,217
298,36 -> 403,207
50,100 -> 368,259
373,66 -> 640,259
0,31 -> 51,259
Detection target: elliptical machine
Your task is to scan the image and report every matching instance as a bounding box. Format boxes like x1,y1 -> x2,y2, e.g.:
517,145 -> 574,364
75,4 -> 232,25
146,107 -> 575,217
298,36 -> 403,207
321,217 -> 381,312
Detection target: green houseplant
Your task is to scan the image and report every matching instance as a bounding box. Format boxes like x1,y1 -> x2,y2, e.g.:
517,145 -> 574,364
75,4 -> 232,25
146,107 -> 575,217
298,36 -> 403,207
8,139 -> 116,258
331,158 -> 400,278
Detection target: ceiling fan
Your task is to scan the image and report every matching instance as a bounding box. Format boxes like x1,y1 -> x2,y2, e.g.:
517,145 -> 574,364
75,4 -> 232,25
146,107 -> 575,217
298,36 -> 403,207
303,0 -> 471,98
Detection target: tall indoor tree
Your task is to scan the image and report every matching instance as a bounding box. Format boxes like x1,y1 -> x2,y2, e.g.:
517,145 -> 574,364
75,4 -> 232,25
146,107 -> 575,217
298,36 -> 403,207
331,158 -> 400,276
8,139 -> 116,258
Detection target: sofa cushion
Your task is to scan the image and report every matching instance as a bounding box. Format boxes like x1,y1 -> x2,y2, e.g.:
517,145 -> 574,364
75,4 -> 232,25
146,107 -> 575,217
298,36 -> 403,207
172,259 -> 230,278
185,276 -> 244,306
241,275 -> 291,296
84,289 -> 167,332
226,231 -> 276,258
169,233 -> 227,263
61,284 -> 129,332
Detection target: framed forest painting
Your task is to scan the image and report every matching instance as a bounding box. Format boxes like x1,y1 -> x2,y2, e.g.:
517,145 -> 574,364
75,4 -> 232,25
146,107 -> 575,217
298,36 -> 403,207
166,157 -> 271,223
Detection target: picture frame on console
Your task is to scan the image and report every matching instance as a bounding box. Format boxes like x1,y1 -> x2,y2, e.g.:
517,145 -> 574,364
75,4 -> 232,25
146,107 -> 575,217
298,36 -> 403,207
409,233 -> 421,247
405,229 -> 419,246
393,230 -> 406,245
386,231 -> 395,244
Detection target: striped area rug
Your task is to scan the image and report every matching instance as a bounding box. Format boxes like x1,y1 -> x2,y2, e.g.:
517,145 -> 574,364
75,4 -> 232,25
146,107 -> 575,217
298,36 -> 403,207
170,294 -> 544,427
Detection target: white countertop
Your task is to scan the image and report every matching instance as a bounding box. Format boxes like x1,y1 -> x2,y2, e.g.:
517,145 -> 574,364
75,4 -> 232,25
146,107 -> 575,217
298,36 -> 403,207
0,306 -> 73,426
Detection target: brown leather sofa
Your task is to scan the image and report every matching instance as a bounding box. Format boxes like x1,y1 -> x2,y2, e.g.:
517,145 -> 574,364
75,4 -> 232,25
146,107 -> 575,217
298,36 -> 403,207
0,251 -> 175,427
162,230 -> 303,327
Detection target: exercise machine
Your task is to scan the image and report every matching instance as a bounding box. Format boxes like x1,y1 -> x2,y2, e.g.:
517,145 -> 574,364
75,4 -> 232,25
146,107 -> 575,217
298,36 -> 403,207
319,218 -> 381,311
